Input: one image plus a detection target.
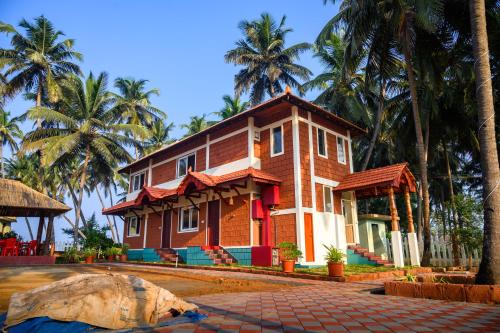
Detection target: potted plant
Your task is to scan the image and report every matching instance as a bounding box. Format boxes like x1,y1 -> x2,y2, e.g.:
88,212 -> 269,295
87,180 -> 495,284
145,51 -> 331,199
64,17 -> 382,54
82,247 -> 97,264
62,246 -> 81,264
278,242 -> 302,273
113,247 -> 122,261
121,243 -> 129,262
104,248 -> 116,262
323,245 -> 345,277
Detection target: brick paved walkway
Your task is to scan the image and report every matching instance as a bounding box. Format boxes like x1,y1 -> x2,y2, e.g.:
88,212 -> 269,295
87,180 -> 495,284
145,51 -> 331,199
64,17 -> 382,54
121,265 -> 500,333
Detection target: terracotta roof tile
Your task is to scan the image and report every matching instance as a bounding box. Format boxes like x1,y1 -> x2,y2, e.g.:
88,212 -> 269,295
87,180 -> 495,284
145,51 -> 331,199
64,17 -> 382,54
102,200 -> 135,215
335,163 -> 416,195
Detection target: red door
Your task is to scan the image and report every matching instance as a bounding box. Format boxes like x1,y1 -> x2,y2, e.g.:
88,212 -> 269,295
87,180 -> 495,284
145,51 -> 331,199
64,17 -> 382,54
161,210 -> 171,248
304,213 -> 315,262
208,200 -> 220,246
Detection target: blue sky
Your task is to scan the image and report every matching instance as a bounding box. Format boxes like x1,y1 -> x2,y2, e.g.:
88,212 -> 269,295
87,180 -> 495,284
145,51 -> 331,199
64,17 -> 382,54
1,0 -> 339,242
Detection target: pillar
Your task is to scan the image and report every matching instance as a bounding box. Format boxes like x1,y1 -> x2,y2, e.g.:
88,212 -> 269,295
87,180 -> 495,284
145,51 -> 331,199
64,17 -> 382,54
262,206 -> 271,247
389,188 -> 405,267
44,214 -> 54,255
405,187 -> 420,266
36,215 -> 45,253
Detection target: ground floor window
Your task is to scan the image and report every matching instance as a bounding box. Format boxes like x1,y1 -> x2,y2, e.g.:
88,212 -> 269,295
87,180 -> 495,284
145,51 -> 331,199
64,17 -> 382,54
323,186 -> 334,212
179,207 -> 199,232
128,216 -> 140,236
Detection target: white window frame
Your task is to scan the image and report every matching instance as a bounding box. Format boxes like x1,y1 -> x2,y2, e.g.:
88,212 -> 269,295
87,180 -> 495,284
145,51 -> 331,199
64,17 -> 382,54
178,207 -> 199,232
323,185 -> 334,213
177,153 -> 196,178
317,128 -> 328,158
131,172 -> 145,192
270,125 -> 284,157
337,136 -> 346,164
127,216 -> 140,237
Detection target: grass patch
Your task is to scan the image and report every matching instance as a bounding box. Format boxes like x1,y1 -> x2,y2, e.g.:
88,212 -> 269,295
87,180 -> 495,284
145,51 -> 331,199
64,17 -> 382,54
231,264 -> 401,276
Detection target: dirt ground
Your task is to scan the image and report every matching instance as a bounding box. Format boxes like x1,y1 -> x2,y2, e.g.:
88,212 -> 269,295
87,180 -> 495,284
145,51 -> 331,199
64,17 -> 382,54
0,265 -> 293,311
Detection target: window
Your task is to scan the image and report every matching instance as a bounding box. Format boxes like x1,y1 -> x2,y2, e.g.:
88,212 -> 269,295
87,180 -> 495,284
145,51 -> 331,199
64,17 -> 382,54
271,125 -> 283,156
337,137 -> 346,164
179,207 -> 199,232
177,153 -> 196,177
131,172 -> 145,192
128,216 -> 140,236
323,186 -> 333,213
317,128 -> 327,157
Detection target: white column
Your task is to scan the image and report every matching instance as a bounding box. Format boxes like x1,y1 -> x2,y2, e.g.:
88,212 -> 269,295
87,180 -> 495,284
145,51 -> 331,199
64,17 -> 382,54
291,106 -> 305,263
391,230 -> 405,267
248,117 -> 256,168
407,232 -> 420,266
142,213 -> 149,248
148,159 -> 153,186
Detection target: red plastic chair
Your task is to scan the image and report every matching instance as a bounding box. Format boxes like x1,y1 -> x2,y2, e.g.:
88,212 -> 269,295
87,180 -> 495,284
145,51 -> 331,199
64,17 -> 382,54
27,240 -> 38,256
2,238 -> 19,256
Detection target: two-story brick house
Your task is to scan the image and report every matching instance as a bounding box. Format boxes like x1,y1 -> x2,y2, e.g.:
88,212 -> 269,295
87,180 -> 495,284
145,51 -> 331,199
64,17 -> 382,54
103,90 -> 418,266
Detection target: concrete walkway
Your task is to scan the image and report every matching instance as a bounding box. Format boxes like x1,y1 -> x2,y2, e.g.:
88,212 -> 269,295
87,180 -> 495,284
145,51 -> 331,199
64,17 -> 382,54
120,265 -> 499,333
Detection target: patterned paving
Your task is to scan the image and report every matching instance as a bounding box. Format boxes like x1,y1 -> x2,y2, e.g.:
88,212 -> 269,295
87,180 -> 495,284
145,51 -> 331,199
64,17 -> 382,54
124,265 -> 500,333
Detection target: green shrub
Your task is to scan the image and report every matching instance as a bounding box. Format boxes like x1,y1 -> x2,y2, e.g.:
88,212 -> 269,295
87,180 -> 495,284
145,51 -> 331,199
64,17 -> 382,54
278,242 -> 302,261
82,247 -> 97,258
62,247 -> 81,263
323,244 -> 345,263
122,243 -> 129,254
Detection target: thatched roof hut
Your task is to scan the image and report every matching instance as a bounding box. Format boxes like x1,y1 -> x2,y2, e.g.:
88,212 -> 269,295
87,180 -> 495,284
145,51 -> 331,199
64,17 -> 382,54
0,179 -> 71,217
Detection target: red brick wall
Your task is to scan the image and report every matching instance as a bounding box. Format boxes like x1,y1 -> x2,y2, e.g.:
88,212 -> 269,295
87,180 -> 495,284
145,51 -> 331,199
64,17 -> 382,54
299,121 -> 312,208
259,121 -> 295,209
311,113 -> 348,137
152,136 -> 206,165
129,159 -> 149,175
334,192 -> 342,214
209,131 -> 248,168
196,147 -> 206,171
170,203 -> 207,248
151,160 -> 176,186
210,118 -> 247,140
316,183 -> 324,212
254,141 -> 261,159
255,106 -> 291,127
123,216 -> 144,249
312,125 -> 351,181
270,214 -> 296,246
145,213 -> 162,248
220,194 -> 251,246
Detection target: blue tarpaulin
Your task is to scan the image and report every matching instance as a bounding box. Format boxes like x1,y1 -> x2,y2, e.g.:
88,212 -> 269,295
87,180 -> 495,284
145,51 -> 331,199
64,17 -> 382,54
0,311 -> 207,333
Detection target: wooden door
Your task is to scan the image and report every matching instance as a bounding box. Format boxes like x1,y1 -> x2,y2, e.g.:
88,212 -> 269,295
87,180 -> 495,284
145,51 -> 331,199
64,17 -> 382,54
161,210 -> 171,248
208,200 -> 220,246
343,199 -> 355,244
304,213 -> 315,262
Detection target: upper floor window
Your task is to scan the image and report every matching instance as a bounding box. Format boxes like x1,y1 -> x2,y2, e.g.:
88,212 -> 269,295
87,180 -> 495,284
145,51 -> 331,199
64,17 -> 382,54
271,125 -> 284,157
337,137 -> 346,164
131,172 -> 145,192
323,186 -> 333,213
128,216 -> 140,237
317,128 -> 327,157
177,153 -> 196,178
179,207 -> 199,232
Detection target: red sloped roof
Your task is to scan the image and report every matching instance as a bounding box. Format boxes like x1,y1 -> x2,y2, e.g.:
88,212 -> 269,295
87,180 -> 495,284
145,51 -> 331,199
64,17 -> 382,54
135,186 -> 177,204
335,163 -> 416,198
177,167 -> 281,195
102,200 -> 136,215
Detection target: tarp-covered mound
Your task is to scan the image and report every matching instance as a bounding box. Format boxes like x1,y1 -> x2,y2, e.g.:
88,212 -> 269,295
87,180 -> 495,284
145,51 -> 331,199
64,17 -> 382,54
5,273 -> 199,330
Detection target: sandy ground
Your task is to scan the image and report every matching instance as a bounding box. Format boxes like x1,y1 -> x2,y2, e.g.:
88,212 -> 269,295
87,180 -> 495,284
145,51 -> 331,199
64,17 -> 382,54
0,264 -> 295,312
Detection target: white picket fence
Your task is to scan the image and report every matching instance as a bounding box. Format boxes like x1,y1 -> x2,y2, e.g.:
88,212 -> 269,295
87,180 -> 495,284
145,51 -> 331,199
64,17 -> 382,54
386,235 -> 481,267
54,241 -> 81,252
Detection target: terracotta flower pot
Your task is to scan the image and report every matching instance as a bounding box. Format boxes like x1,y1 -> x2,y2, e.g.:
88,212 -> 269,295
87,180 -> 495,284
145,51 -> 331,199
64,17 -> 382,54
281,260 -> 295,273
85,256 -> 94,264
327,262 -> 344,277
107,255 -> 114,262
120,254 -> 128,262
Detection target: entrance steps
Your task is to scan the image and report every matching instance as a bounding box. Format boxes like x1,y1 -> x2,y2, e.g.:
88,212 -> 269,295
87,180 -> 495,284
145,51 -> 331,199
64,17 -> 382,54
155,248 -> 182,263
200,246 -> 235,265
348,245 -> 394,267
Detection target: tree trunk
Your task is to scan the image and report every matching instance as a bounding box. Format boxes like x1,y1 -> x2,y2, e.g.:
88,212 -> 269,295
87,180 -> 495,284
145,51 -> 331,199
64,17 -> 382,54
36,216 -> 44,254
36,76 -> 43,128
62,215 -> 87,240
43,215 -> 54,255
416,183 -> 423,242
361,82 -> 385,171
96,186 -> 117,243
74,145 -> 91,246
0,144 -> 3,178
108,188 -> 121,244
63,175 -> 87,226
24,217 -> 34,240
444,143 -> 461,266
469,0 -> 500,285
403,42 -> 431,266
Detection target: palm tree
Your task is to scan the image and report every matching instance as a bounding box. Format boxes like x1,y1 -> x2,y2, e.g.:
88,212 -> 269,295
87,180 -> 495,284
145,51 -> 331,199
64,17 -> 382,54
111,77 -> 164,158
215,95 -> 249,120
144,120 -> 175,154
0,16 -> 82,126
0,108 -> 22,177
225,13 -> 312,105
319,0 -> 442,266
469,0 -> 500,284
22,72 -> 141,245
181,114 -> 210,137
